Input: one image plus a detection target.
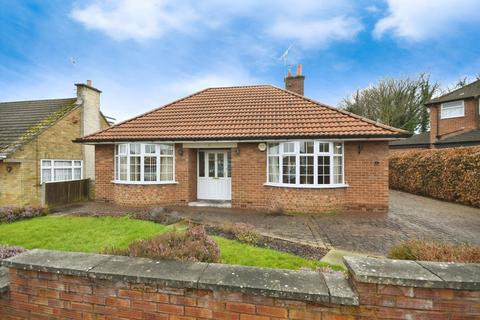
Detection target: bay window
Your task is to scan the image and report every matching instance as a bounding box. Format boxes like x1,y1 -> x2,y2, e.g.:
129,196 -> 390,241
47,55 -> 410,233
267,141 -> 345,188
41,160 -> 83,184
114,143 -> 175,183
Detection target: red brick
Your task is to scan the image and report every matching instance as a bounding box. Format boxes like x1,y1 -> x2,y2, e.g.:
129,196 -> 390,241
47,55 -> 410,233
158,303 -> 184,315
185,306 -> 213,318
144,292 -> 169,303
170,295 -> 196,306
212,311 -> 240,320
226,302 -> 256,314
118,289 -> 143,300
256,305 -> 288,318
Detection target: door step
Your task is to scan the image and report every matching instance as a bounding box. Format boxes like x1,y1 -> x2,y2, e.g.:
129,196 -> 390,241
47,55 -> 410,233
188,200 -> 232,208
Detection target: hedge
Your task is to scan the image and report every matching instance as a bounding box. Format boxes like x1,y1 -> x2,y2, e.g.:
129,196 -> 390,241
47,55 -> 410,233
389,147 -> 480,207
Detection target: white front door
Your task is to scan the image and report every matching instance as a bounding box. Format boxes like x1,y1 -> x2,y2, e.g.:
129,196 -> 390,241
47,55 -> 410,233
197,150 -> 231,200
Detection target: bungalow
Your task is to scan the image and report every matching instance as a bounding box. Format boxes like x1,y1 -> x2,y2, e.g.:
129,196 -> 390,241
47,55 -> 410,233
77,66 -> 408,213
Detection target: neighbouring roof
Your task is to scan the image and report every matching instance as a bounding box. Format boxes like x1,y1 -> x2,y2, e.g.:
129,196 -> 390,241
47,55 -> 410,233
389,131 -> 430,147
0,98 -> 77,157
77,85 -> 408,143
389,129 -> 480,148
427,79 -> 480,105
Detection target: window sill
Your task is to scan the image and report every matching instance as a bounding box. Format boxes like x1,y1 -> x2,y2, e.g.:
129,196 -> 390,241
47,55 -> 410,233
111,180 -> 178,185
263,182 -> 348,189
440,115 -> 464,120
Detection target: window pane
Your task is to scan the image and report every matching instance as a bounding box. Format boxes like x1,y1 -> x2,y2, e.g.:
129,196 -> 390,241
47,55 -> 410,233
283,142 -> 295,153
208,153 -> 215,178
73,168 -> 81,180
268,143 -> 279,154
300,156 -> 314,184
130,156 -> 141,181
54,168 -> 72,181
198,152 -> 205,177
160,157 -> 173,181
160,144 -> 174,155
42,160 -> 51,167
217,153 -> 225,178
144,144 -> 156,154
119,156 -> 128,181
130,143 -> 140,155
441,101 -> 464,118
333,155 -> 343,184
117,144 -> 127,155
268,156 -> 279,183
54,160 -> 72,166
282,156 -> 296,184
318,156 -> 330,184
42,169 -> 51,183
227,151 -> 231,178
300,141 -> 314,154
318,142 -> 329,153
73,160 -> 82,167
144,156 -> 157,181
333,142 -> 343,155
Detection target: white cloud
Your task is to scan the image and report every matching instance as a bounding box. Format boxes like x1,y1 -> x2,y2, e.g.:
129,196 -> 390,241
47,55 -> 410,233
71,0 -> 198,41
71,0 -> 364,49
268,16 -> 363,48
373,0 -> 480,41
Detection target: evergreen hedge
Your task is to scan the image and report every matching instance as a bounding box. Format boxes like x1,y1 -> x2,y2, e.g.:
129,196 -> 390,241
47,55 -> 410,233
389,147 -> 480,207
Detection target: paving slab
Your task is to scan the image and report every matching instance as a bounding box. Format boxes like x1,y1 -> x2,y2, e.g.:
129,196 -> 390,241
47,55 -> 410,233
344,256 -> 443,288
198,263 -> 330,303
1,249 -> 112,277
323,272 -> 358,305
417,261 -> 480,290
90,255 -> 208,288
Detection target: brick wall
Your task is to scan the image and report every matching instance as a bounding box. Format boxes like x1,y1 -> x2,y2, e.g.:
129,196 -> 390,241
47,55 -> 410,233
1,251 -> 478,319
95,141 -> 389,213
232,141 -> 389,213
95,145 -> 197,206
430,97 -> 479,143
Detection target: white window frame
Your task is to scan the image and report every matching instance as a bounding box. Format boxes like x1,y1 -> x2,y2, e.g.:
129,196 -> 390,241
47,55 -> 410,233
440,100 -> 464,119
265,140 -> 347,189
40,159 -> 83,184
113,143 -> 176,184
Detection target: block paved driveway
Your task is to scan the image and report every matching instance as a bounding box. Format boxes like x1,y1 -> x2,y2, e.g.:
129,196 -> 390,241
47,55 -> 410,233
169,190 -> 480,255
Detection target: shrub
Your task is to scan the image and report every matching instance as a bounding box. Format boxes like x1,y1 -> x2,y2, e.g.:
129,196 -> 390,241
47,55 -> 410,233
0,245 -> 26,260
221,222 -> 261,245
0,206 -> 49,223
388,240 -> 480,263
105,225 -> 220,263
389,147 -> 480,207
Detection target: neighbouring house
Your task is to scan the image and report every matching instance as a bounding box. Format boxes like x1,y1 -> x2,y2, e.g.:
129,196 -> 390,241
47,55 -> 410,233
0,81 -> 110,206
390,79 -> 480,152
76,66 -> 409,213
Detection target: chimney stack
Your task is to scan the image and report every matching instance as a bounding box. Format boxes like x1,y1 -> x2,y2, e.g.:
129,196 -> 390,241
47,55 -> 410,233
86,80 -> 92,87
284,64 -> 305,95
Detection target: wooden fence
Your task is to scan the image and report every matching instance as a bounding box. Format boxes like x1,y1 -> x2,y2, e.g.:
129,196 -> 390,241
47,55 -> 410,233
42,179 -> 90,207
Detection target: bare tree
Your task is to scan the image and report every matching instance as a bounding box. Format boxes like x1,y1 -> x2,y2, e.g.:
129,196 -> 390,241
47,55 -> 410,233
339,74 -> 440,133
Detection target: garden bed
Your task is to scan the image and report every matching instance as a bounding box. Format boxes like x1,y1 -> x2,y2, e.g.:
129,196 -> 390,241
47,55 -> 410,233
205,225 -> 327,260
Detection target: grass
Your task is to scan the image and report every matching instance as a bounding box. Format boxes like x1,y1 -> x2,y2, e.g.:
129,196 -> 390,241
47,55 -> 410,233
0,216 -> 342,271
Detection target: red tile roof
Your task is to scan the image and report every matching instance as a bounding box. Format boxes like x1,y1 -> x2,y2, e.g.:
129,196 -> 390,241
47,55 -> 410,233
77,85 -> 408,142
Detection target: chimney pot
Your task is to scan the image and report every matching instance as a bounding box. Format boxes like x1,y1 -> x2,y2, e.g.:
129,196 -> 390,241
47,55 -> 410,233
86,80 -> 92,86
296,64 -> 302,76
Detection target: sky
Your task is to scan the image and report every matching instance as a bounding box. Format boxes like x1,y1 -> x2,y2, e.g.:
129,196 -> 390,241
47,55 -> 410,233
1,0 -> 479,122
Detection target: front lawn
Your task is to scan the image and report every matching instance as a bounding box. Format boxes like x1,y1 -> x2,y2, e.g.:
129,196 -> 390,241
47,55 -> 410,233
0,216 -> 340,270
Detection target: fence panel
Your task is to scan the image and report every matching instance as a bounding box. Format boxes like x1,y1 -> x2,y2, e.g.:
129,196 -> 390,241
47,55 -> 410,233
43,179 -> 90,207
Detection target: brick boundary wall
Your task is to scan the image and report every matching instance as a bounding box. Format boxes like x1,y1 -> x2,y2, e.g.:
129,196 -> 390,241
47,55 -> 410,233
0,250 -> 478,319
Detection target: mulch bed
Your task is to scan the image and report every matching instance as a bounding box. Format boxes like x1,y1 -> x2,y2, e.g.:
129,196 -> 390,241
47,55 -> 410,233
205,225 -> 327,260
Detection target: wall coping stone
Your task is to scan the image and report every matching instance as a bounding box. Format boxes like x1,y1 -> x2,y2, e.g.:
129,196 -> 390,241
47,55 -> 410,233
1,249 -> 358,305
0,267 -> 8,294
344,256 -> 480,290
